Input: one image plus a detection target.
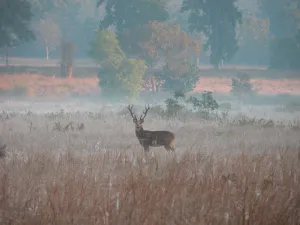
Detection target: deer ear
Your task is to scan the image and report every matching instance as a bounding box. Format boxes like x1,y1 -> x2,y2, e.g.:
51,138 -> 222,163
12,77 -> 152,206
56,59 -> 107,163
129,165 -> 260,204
140,118 -> 144,123
133,118 -> 137,123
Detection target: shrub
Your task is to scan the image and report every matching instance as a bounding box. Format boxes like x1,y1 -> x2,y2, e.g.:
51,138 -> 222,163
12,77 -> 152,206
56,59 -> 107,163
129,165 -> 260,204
98,58 -> 147,100
231,72 -> 255,100
89,30 -> 147,100
117,59 -> 147,99
159,62 -> 199,94
163,91 -> 219,120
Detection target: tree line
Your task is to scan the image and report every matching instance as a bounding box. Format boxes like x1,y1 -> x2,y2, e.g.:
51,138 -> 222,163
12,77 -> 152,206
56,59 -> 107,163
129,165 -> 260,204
0,0 -> 300,97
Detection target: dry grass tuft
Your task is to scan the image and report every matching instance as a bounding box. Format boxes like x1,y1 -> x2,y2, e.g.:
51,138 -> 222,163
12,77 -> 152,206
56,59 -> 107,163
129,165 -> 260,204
0,108 -> 300,224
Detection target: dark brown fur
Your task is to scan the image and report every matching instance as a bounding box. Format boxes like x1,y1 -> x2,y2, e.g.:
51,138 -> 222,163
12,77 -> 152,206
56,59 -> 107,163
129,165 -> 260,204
127,105 -> 175,152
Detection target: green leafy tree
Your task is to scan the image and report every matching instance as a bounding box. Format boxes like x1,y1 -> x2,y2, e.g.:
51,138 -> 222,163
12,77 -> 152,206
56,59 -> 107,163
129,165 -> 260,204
33,16 -> 62,60
231,73 -> 255,101
233,12 -> 270,65
159,62 -> 199,93
97,59 -> 147,100
141,21 -> 201,93
181,0 -> 242,69
118,59 -> 148,98
0,0 -> 35,65
97,0 -> 169,56
88,30 -> 147,99
269,37 -> 300,69
258,0 -> 298,38
258,0 -> 300,68
88,30 -> 125,69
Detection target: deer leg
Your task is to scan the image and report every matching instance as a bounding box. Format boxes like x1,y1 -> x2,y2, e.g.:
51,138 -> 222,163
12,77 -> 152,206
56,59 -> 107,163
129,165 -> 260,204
164,146 -> 171,151
143,145 -> 150,153
170,146 -> 175,152
165,145 -> 175,152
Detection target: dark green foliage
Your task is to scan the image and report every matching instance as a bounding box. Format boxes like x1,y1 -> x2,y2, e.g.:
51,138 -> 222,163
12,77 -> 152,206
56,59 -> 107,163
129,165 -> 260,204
165,98 -> 185,118
97,0 -> 169,56
164,91 -> 219,119
0,0 -> 35,48
200,91 -> 219,111
89,30 -> 147,99
159,63 -> 200,93
258,0 -> 298,38
97,66 -> 126,99
97,59 -> 147,100
60,40 -> 76,78
97,0 -> 168,32
181,0 -> 242,68
0,0 -> 35,64
88,30 -> 125,68
269,36 -> 300,69
231,73 -> 255,99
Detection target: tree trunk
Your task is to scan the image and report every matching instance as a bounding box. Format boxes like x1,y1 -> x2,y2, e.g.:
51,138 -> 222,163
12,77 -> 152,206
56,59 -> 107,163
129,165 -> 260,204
68,66 -> 73,78
151,76 -> 156,92
5,46 -> 9,66
46,46 -> 49,60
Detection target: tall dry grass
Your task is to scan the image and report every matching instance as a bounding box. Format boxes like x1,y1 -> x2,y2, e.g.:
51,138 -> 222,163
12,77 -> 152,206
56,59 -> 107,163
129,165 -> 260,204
0,108 -> 300,225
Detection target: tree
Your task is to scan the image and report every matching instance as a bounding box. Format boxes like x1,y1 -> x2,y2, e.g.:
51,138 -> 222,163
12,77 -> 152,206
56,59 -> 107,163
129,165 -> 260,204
33,16 -> 62,60
258,0 -> 300,68
258,0 -> 298,38
117,59 -> 148,98
181,0 -> 242,69
97,0 -> 169,56
88,30 -> 147,99
88,30 -> 126,69
60,40 -> 76,78
231,72 -> 255,102
0,0 -> 35,65
141,21 -> 200,93
233,12 -> 270,65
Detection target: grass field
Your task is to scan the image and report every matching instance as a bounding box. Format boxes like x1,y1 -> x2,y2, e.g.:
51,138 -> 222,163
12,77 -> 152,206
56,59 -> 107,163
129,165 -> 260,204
0,58 -> 300,224
0,101 -> 300,224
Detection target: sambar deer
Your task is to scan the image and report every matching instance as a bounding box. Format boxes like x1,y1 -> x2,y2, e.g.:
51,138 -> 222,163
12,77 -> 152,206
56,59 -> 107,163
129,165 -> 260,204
127,104 -> 175,152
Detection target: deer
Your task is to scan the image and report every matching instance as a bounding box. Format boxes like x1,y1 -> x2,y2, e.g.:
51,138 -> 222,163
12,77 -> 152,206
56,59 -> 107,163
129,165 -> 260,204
127,104 -> 175,152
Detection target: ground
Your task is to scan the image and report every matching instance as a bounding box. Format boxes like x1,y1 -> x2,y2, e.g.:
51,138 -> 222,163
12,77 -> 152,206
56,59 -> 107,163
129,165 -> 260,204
1,73 -> 300,97
1,58 -> 300,97
0,98 -> 299,224
0,59 -> 299,224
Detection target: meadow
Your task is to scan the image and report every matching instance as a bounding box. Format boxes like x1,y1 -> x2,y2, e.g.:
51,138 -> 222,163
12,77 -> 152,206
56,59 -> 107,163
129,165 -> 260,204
1,57 -> 300,97
0,97 -> 300,225
1,59 -> 300,224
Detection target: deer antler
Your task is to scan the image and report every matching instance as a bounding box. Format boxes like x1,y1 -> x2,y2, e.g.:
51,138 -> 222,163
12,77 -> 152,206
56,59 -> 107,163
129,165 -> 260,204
140,105 -> 150,120
127,104 -> 137,120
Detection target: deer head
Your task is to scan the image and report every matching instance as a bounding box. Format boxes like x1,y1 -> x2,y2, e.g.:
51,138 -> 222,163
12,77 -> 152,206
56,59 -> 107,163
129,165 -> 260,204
127,104 -> 150,129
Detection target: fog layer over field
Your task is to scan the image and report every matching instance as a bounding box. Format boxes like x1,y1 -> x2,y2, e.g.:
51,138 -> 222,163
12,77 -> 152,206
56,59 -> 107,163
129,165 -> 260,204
0,97 -> 300,224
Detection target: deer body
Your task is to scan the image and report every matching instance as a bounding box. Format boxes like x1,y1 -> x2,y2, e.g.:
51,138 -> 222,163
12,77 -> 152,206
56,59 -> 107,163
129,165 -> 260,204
127,105 -> 175,152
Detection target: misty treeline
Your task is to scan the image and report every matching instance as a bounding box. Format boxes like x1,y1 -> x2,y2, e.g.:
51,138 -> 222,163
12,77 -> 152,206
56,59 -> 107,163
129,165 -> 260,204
0,0 -> 299,94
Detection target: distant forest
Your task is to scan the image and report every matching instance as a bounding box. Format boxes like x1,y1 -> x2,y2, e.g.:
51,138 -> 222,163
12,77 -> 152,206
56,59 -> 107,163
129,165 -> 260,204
0,0 -> 299,67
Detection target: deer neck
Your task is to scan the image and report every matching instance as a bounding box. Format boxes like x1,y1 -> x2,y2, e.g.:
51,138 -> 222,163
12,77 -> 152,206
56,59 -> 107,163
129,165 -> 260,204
135,126 -> 144,137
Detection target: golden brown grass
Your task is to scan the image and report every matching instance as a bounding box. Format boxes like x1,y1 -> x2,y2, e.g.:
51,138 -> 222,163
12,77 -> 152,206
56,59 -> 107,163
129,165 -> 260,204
1,72 -> 300,97
0,106 -> 300,225
194,77 -> 300,95
0,74 -> 99,97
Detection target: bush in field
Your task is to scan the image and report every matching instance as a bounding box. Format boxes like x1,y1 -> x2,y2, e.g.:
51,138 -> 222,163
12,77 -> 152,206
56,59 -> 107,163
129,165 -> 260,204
159,62 -> 200,94
231,72 -> 255,101
163,90 -> 219,119
88,30 -> 147,100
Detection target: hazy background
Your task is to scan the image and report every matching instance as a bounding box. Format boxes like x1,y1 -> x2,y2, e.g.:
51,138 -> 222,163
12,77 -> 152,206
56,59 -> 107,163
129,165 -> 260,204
1,0 -> 298,67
